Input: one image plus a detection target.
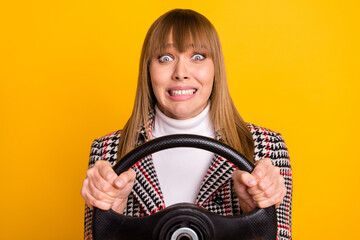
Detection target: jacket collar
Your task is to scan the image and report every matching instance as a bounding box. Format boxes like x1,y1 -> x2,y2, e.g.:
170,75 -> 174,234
131,107 -> 235,214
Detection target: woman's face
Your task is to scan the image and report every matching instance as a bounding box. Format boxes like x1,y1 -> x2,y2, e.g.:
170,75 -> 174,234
149,43 -> 214,120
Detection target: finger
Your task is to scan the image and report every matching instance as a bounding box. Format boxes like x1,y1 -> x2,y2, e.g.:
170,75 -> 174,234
239,199 -> 257,213
96,160 -> 118,182
81,178 -> 92,206
248,169 -> 278,195
248,177 -> 272,195
111,196 -> 129,214
232,170 -> 258,213
232,169 -> 257,188
82,188 -> 112,210
87,179 -> 116,204
251,181 -> 279,202
87,167 -> 119,198
250,169 -> 286,206
248,169 -> 284,197
81,179 -> 113,209
248,159 -> 279,195
252,158 -> 272,180
256,187 -> 285,208
114,168 -> 136,188
234,183 -> 253,202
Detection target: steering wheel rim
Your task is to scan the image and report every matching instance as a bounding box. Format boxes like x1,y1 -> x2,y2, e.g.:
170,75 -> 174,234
92,134 -> 277,240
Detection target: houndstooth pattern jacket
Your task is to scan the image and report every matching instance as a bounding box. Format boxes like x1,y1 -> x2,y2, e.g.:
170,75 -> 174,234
84,113 -> 293,240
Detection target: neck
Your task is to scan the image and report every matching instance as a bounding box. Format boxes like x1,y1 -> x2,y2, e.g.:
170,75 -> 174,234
152,103 -> 215,138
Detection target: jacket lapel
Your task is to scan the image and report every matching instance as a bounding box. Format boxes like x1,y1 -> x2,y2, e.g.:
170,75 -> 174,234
130,109 -> 166,215
131,154 -> 166,215
195,133 -> 236,207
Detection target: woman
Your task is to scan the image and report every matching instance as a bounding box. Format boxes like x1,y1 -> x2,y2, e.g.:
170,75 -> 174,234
81,9 -> 292,240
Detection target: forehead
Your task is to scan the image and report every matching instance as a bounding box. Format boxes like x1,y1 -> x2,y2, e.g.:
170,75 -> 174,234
148,28 -> 212,55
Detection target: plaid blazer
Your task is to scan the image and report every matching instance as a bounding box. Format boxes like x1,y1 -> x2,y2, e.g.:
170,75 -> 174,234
84,115 -> 292,240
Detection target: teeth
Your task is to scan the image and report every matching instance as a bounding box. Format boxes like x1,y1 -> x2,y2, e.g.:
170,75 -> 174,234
170,89 -> 196,96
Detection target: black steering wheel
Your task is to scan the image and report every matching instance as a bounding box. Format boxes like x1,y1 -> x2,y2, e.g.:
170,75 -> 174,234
92,134 -> 277,240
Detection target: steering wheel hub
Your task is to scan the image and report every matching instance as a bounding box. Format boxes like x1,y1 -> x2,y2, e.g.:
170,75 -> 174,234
155,203 -> 213,240
171,227 -> 198,240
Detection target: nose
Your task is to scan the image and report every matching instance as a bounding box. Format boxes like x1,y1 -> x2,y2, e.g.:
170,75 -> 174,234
172,58 -> 190,81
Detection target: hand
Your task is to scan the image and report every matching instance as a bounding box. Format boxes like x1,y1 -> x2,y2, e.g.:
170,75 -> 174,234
232,158 -> 286,213
81,160 -> 136,214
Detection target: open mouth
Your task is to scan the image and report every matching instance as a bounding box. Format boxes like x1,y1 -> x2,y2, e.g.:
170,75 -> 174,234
168,89 -> 197,96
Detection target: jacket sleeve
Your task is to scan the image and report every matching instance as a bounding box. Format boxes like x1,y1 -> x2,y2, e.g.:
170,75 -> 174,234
272,132 -> 292,240
248,123 -> 292,240
83,138 -> 102,240
83,131 -> 122,239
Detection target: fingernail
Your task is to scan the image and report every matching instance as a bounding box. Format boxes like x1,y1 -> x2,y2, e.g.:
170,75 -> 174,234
115,179 -> 123,187
248,179 -> 257,186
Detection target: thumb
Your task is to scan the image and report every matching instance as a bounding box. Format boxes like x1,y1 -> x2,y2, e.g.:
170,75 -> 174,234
113,168 -> 136,189
232,170 -> 258,213
233,169 -> 258,187
113,175 -> 125,188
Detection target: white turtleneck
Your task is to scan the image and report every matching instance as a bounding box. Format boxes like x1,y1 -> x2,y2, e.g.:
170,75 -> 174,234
151,103 -> 215,207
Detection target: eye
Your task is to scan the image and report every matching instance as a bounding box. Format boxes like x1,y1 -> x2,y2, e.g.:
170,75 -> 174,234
158,55 -> 174,63
191,53 -> 205,61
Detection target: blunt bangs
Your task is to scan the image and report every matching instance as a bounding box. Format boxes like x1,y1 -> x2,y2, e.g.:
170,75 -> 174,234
148,9 -> 217,59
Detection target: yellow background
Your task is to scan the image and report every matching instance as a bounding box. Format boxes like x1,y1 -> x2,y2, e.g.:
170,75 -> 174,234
1,0 -> 359,239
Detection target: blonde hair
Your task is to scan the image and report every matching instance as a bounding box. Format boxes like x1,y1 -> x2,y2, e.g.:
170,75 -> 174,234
118,9 -> 254,162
